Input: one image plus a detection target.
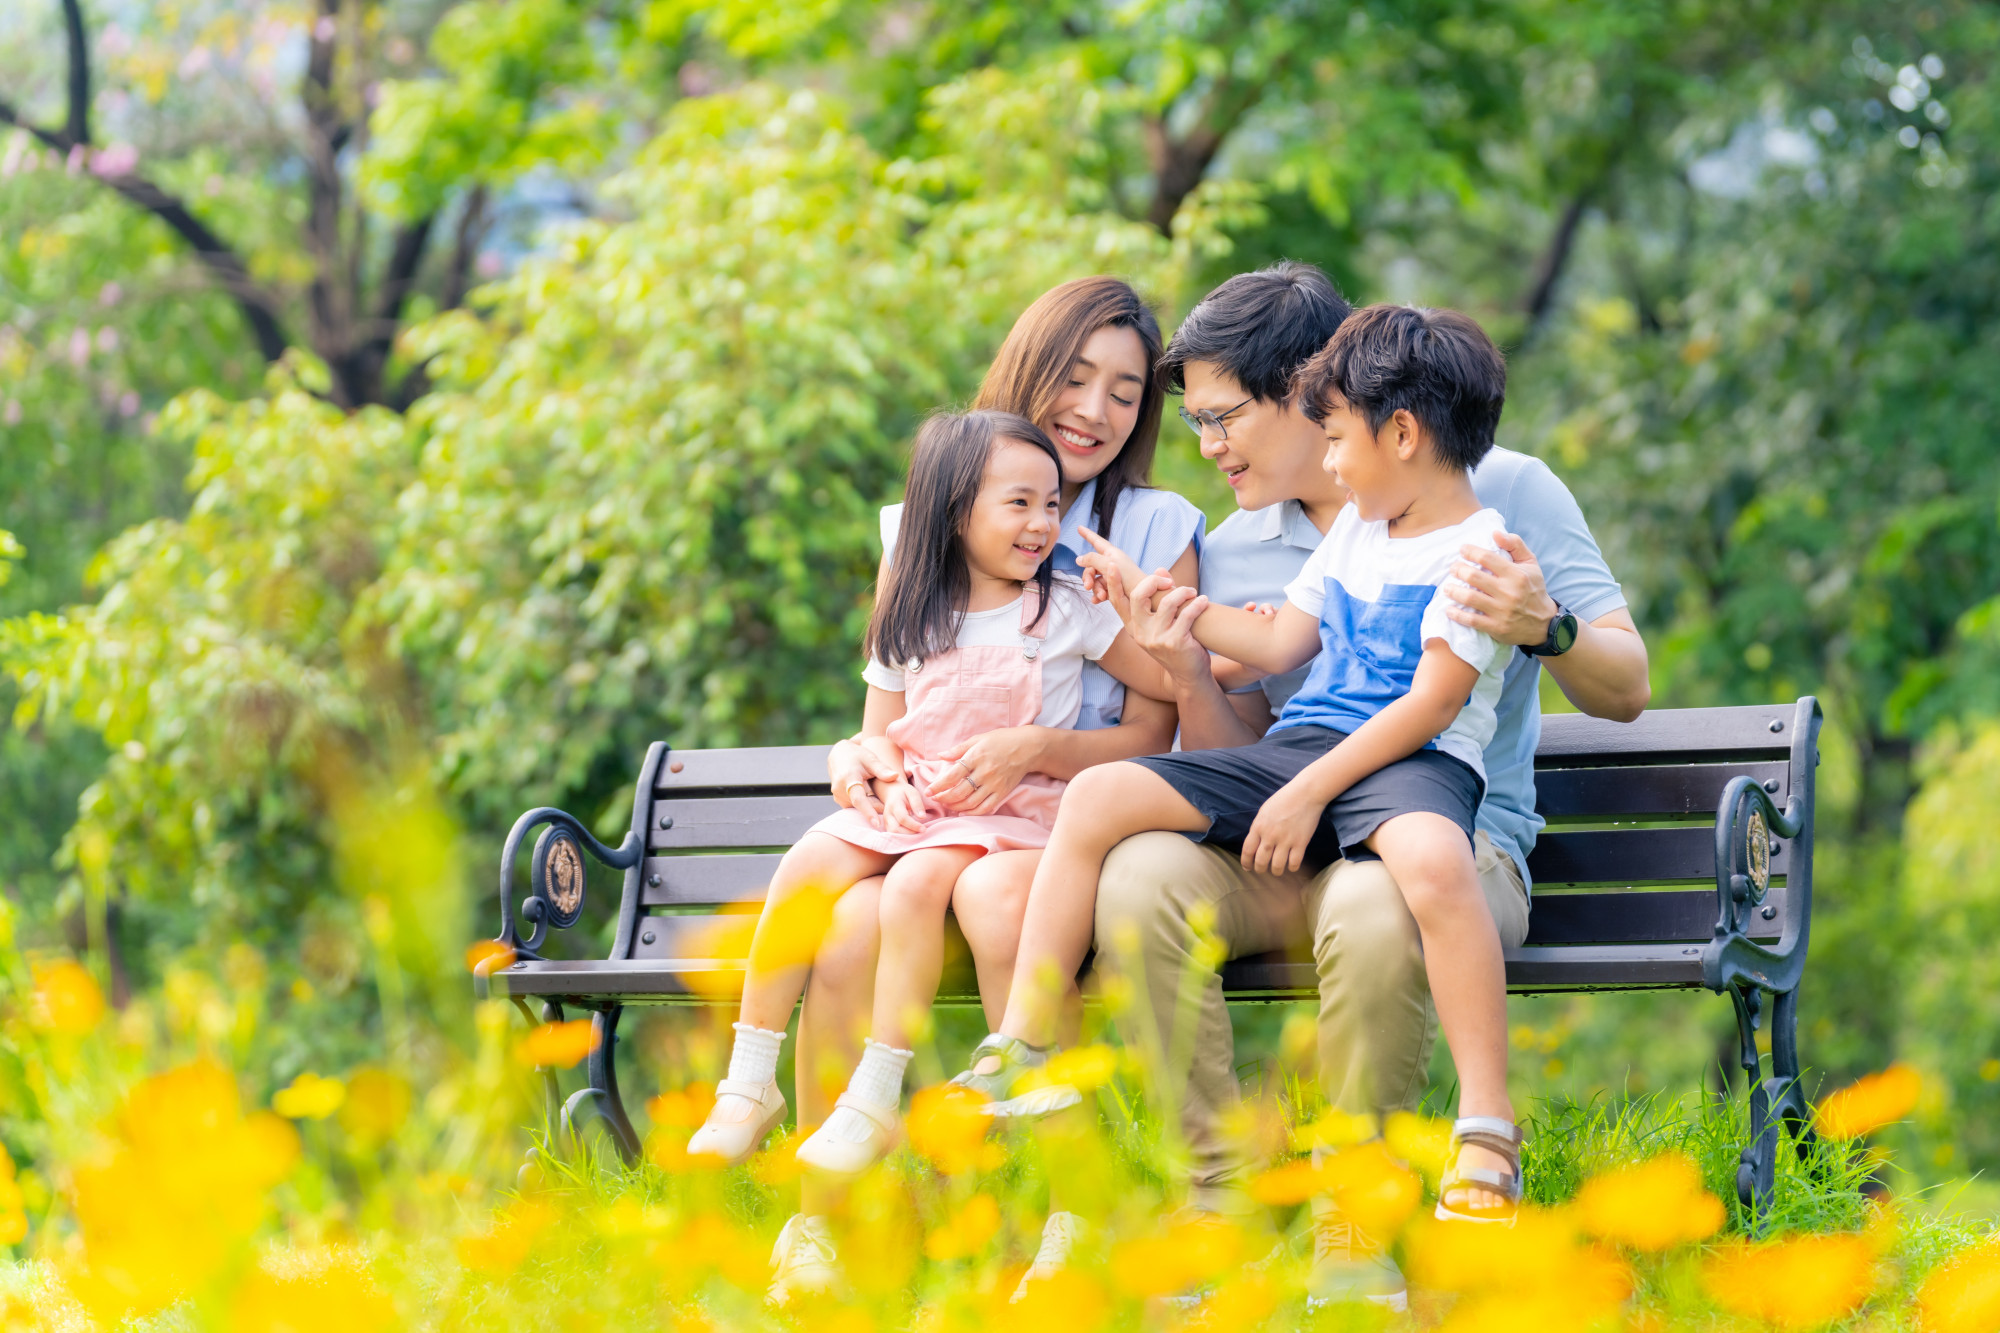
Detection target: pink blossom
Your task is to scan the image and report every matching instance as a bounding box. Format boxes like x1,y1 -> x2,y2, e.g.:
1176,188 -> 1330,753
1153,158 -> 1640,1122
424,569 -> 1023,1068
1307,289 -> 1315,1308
66,144 -> 85,175
90,143 -> 139,177
119,391 -> 140,418
179,45 -> 212,77
100,22 -> 130,57
99,281 -> 124,306
314,15 -> 336,41
2,400 -> 20,427
68,328 -> 92,368
476,251 -> 503,277
96,326 -> 121,354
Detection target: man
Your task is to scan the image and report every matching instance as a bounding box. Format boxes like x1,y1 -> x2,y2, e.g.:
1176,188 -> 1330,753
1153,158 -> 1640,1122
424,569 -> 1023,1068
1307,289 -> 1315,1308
1097,262 -> 1648,1306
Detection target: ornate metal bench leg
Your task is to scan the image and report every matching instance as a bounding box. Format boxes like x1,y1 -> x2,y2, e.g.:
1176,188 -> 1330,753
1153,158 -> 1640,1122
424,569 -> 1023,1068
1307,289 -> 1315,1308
1729,984 -> 1778,1219
556,1005 -> 643,1166
1767,986 -> 1816,1161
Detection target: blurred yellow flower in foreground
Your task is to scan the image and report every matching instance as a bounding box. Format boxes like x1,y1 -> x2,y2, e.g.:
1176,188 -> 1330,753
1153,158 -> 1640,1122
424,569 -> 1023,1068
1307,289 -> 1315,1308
1038,1043 -> 1119,1093
1384,1110 -> 1455,1180
339,1067 -> 412,1145
1917,1235 -> 2000,1333
1573,1153 -> 1724,1251
648,1080 -> 718,1130
0,1144 -> 27,1246
907,1084 -> 996,1174
1108,1213 -> 1244,1298
273,1071 -> 347,1120
1293,1108 -> 1377,1152
1816,1064 -> 1923,1139
519,1018 -> 599,1068
925,1192 -> 1000,1261
464,939 -> 515,973
1004,1268 -> 1109,1333
1702,1233 -> 1877,1329
1406,1204 -> 1630,1320
458,1197 -> 558,1274
1247,1158 -> 1321,1206
749,881 -> 842,971
62,1061 -> 300,1322
30,958 -> 105,1035
229,1247 -> 397,1332
1249,1142 -> 1419,1238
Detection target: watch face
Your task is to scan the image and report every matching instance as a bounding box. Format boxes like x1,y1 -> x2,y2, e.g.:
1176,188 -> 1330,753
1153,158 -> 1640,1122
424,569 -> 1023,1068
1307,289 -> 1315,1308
1553,612 -> 1579,654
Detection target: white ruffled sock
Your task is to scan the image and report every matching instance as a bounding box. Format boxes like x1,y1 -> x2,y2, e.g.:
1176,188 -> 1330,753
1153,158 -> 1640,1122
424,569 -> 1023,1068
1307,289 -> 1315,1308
726,1021 -> 786,1089
819,1039 -> 913,1143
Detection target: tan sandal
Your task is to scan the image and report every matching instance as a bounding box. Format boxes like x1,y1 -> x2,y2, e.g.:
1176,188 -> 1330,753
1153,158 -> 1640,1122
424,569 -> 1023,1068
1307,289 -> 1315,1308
1433,1116 -> 1523,1224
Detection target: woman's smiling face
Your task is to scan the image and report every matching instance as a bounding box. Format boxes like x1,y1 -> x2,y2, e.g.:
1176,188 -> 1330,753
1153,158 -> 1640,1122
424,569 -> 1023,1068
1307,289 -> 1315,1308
1044,324 -> 1148,486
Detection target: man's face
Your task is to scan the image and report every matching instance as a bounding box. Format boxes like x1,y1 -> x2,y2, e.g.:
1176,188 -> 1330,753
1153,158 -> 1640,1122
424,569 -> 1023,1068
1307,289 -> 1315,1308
1180,361 -> 1333,512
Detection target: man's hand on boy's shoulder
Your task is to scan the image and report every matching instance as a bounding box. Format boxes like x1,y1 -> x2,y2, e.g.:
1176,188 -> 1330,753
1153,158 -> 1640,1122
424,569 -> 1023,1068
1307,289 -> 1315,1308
1442,531 -> 1558,646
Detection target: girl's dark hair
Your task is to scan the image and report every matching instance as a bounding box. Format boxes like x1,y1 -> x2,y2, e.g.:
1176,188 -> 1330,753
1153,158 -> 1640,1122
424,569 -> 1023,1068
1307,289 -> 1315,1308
867,410 -> 1062,671
972,276 -> 1165,544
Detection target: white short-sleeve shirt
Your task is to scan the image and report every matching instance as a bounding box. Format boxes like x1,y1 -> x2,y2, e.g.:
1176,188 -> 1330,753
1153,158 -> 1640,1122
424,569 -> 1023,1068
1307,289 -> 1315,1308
1275,505 -> 1511,779
862,578 -> 1126,730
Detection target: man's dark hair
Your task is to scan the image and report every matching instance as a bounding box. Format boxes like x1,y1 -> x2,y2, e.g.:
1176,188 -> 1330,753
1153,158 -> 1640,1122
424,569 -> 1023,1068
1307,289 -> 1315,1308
1294,304 -> 1506,473
1158,261 -> 1352,402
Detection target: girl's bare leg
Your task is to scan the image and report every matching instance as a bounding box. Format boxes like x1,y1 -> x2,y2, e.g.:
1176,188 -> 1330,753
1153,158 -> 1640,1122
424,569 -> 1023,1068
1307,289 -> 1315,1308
1366,813 -> 1512,1209
797,876 -> 882,1221
998,763 -> 1207,1048
871,845 -> 984,1049
954,850 -> 1083,1044
739,832 -> 894,1032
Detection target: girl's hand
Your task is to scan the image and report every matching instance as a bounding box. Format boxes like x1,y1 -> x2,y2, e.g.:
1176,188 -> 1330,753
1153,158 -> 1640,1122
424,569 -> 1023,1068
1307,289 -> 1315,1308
878,780 -> 929,834
829,735 -> 900,821
1241,778 -> 1330,875
926,727 -> 1043,816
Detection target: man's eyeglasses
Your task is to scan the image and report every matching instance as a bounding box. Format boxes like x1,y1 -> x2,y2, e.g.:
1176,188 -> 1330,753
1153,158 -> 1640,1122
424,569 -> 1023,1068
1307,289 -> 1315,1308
1177,395 -> 1255,441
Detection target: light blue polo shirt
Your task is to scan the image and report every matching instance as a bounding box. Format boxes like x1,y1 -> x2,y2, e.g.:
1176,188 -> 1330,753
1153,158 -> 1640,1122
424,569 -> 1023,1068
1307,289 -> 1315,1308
881,478 -> 1205,730
1197,447 -> 1627,892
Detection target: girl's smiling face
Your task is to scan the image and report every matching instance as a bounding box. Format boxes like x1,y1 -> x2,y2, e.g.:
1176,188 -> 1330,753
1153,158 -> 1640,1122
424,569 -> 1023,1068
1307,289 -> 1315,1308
961,438 -> 1062,586
1044,324 -> 1149,485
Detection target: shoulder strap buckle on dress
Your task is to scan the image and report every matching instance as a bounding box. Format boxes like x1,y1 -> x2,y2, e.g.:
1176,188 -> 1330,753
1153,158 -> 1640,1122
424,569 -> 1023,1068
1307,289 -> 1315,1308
1018,582 -> 1052,658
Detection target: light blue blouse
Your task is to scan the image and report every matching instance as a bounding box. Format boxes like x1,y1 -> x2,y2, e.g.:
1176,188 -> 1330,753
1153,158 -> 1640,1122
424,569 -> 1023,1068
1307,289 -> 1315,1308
879,478 -> 1206,730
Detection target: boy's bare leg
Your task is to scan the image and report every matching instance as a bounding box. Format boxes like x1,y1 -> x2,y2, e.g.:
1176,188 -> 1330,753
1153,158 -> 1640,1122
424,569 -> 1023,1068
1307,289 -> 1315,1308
740,833 -> 894,1032
1366,812 -> 1513,1210
997,762 -> 1209,1049
871,845 -> 985,1050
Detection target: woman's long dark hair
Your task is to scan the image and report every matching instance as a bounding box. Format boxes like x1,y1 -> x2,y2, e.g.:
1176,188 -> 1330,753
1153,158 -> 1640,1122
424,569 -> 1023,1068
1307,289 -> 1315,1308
972,277 -> 1166,544
866,411 -> 1062,671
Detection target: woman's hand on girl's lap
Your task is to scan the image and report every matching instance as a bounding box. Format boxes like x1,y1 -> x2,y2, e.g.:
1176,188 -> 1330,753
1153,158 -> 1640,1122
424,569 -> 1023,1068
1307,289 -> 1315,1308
829,736 -> 899,819
926,728 -> 1042,816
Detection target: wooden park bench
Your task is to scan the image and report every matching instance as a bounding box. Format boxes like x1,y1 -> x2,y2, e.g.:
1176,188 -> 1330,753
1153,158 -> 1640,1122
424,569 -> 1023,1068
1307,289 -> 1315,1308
476,697 -> 1821,1209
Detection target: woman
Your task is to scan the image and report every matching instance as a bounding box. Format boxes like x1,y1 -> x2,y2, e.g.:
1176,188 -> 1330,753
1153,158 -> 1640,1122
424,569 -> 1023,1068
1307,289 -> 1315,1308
765,277 -> 1202,1304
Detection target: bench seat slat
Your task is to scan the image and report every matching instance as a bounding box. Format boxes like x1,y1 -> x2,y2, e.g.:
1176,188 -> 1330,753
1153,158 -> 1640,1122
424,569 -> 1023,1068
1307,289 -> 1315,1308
1534,762 -> 1786,819
1528,826 -> 1787,886
1524,887 -> 1781,945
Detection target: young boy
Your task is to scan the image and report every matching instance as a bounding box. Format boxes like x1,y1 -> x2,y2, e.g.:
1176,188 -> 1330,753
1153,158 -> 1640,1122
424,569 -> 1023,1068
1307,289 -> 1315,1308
957,303 -> 1524,1221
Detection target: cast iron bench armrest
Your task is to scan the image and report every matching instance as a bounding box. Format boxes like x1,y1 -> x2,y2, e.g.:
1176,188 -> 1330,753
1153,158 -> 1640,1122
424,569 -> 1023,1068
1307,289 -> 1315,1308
476,806 -> 642,997
1703,697 -> 1819,997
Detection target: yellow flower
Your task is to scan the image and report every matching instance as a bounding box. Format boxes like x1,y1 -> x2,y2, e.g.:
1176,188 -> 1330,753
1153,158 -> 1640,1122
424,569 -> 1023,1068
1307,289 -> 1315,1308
1383,1110 -> 1454,1180
1037,1044 -> 1118,1093
1320,1140 -> 1423,1241
0,1145 -> 25,1246
1917,1235 -> 2000,1333
663,1213 -> 766,1290
457,1197 -> 558,1274
747,882 -> 842,971
1202,1272 -> 1279,1332
647,1081 -> 717,1130
518,1019 -> 599,1069
1108,1213 -> 1245,1298
924,1193 -> 1001,1262
1406,1205 -> 1629,1313
1247,1158 -> 1322,1206
1293,1108 -> 1378,1152
1702,1233 -> 1877,1329
463,939 -> 515,973
1003,1269 -> 1109,1333
228,1248 -> 397,1331
272,1072 -> 346,1121
906,1084 -> 993,1175
1816,1064 -> 1923,1139
1573,1153 -> 1725,1251
338,1068 -> 412,1145
30,958 -> 105,1035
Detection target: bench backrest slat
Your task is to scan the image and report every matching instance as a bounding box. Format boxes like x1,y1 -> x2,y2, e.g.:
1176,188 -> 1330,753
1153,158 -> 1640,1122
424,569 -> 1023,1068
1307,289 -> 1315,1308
1533,761 -> 1787,820
1535,704 -> 1795,766
1528,826 -> 1788,887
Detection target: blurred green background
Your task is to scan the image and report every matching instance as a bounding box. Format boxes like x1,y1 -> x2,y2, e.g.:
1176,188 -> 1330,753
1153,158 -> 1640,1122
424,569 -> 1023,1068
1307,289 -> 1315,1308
3,0 -> 1997,1202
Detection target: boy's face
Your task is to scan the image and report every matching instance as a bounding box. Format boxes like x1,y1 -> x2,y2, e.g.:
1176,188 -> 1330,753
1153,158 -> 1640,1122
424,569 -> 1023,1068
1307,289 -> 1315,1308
1318,390 -> 1424,523
1181,360 -> 1336,513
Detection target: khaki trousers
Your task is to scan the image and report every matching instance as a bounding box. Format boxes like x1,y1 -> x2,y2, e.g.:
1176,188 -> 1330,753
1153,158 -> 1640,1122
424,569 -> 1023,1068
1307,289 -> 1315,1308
1093,829 -> 1531,1213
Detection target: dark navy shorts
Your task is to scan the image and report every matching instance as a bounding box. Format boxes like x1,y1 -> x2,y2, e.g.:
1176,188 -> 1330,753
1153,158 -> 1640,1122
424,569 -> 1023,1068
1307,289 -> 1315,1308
1130,724 -> 1483,870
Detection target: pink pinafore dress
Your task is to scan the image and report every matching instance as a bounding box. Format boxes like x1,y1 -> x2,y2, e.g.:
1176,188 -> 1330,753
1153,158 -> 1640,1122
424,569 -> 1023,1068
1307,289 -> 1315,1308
812,590 -> 1066,856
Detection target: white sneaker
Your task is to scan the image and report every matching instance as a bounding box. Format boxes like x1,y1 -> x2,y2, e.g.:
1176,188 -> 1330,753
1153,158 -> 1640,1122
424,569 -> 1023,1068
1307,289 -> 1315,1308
686,1078 -> 787,1164
767,1213 -> 840,1308
1307,1208 -> 1408,1312
793,1093 -> 899,1177
1011,1211 -> 1087,1302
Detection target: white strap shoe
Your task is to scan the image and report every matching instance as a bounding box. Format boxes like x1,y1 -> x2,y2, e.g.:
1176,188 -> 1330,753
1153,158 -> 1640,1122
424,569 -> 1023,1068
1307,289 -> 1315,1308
793,1093 -> 899,1177
1011,1211 -> 1087,1302
686,1078 -> 787,1164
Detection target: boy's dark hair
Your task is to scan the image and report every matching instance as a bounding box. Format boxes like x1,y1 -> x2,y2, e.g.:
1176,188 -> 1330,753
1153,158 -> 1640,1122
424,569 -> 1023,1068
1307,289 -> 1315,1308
1294,304 -> 1506,472
867,410 -> 1060,670
1158,261 -> 1353,402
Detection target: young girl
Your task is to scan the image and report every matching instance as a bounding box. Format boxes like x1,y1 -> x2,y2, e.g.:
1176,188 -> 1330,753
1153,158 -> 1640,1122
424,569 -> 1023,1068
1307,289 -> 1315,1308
688,410 -> 1172,1176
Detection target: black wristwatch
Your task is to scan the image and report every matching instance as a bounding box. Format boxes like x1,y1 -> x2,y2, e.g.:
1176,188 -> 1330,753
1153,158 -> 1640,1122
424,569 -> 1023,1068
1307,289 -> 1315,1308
1523,603 -> 1578,657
